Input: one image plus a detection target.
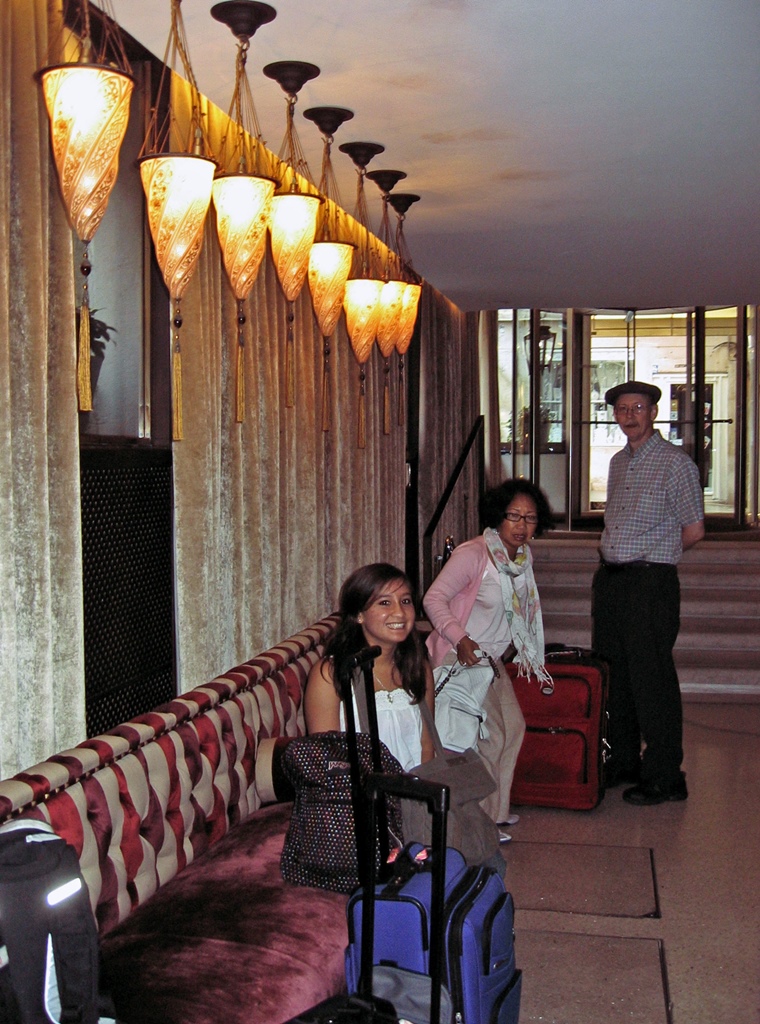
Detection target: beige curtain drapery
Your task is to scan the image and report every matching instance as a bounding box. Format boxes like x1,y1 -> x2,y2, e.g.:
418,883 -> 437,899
479,309 -> 502,486
0,0 -> 86,776
416,288 -> 481,586
171,86 -> 408,688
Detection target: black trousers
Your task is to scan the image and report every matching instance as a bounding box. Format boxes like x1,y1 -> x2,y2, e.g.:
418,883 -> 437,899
592,562 -> 684,786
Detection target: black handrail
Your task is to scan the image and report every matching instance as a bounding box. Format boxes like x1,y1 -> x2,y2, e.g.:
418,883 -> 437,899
422,415 -> 484,593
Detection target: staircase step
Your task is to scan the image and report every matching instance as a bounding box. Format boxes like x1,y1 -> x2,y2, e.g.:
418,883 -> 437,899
544,612 -> 759,649
540,585 -> 760,614
542,626 -> 760,694
533,535 -> 760,701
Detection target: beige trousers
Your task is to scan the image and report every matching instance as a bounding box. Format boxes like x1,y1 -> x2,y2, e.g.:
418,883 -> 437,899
477,659 -> 526,823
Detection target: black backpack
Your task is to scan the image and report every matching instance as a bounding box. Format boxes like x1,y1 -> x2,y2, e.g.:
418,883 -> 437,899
0,821 -> 99,1024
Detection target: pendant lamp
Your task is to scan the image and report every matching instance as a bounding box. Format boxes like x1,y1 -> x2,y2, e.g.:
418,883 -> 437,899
388,192 -> 422,425
339,141 -> 385,448
138,0 -> 216,440
303,106 -> 355,431
367,168 -> 407,434
211,1 -> 277,422
36,0 -> 134,412
264,61 -> 323,408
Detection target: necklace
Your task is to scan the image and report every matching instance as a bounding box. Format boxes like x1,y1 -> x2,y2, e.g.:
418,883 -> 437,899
373,671 -> 397,703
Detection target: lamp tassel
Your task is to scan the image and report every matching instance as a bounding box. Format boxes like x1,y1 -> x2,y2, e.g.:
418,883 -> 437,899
172,300 -> 184,441
236,301 -> 246,424
77,297 -> 93,412
358,370 -> 366,449
286,301 -> 295,408
397,357 -> 406,426
383,360 -> 391,435
77,248 -> 93,412
321,337 -> 331,432
236,341 -> 246,423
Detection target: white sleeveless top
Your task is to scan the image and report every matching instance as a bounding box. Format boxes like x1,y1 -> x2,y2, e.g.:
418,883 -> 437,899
339,687 -> 423,772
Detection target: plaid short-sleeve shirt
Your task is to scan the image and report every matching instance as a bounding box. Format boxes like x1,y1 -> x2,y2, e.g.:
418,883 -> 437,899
600,430 -> 704,565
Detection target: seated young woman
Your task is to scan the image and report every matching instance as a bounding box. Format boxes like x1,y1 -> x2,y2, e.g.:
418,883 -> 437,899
304,563 -> 435,771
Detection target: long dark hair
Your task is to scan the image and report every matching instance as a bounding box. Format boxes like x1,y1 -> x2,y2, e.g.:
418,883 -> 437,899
323,563 -> 429,703
479,479 -> 554,535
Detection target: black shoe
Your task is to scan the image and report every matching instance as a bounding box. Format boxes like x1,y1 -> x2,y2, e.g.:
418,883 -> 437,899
622,777 -> 688,805
605,763 -> 641,788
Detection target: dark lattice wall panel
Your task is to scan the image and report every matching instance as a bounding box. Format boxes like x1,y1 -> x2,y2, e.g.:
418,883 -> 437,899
80,451 -> 174,736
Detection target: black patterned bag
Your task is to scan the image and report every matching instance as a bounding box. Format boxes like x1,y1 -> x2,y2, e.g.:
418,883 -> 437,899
279,731 -> 405,893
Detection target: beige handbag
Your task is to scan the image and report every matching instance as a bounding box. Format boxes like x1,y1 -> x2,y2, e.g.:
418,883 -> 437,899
402,701 -> 504,871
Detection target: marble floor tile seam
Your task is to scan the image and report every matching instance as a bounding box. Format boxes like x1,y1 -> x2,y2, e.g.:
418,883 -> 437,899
508,836 -> 655,852
516,908 -> 665,939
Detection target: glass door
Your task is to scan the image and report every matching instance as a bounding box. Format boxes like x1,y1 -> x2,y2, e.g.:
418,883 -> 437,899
581,307 -> 741,519
497,309 -> 567,515
583,310 -> 696,511
703,308 -> 738,514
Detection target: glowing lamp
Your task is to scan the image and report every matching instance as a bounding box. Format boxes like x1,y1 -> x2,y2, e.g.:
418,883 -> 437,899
376,279 -> 406,433
269,192 -> 321,302
308,241 -> 354,338
396,282 -> 422,355
37,62 -> 133,411
377,280 -> 407,357
212,173 -> 274,301
139,153 -> 215,301
396,281 -> 422,425
344,278 -> 383,364
38,64 -> 133,243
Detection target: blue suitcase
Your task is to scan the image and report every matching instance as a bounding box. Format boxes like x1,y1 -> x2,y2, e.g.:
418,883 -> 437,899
343,648 -> 522,1024
346,847 -> 521,1024
445,864 -> 522,1024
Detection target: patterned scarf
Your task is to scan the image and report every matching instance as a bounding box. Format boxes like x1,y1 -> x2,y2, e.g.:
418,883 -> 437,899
483,527 -> 553,692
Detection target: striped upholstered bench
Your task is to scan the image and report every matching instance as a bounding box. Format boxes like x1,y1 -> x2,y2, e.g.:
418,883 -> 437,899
0,616 -> 347,1024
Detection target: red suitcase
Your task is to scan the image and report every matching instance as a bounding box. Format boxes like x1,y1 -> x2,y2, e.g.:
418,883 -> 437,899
506,649 -> 609,810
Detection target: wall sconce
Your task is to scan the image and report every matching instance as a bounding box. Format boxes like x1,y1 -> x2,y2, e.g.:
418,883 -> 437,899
388,192 -> 422,425
339,141 -> 385,448
264,61 -> 322,408
138,0 -> 216,440
36,0 -> 134,412
211,1 -> 277,422
303,106 -> 355,431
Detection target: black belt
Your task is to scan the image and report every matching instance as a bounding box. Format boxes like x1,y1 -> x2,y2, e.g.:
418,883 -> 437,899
599,558 -> 670,572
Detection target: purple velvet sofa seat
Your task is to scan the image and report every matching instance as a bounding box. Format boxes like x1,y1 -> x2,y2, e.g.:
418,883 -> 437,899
0,616 -> 348,1024
100,803 -> 348,1024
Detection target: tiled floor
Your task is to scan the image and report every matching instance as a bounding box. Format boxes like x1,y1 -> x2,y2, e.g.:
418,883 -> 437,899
506,702 -> 760,1024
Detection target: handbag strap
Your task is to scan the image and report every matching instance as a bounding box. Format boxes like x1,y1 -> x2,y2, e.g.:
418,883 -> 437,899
433,661 -> 458,697
352,665 -> 372,735
418,696 -> 447,762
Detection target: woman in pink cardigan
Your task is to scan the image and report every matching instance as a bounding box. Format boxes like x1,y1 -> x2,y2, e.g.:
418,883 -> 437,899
423,480 -> 553,839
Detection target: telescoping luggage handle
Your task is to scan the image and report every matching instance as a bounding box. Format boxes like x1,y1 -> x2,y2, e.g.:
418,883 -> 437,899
365,772 -> 450,1024
335,644 -> 393,885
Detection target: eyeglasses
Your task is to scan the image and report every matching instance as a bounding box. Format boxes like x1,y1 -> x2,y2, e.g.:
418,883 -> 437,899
614,403 -> 649,416
504,511 -> 539,525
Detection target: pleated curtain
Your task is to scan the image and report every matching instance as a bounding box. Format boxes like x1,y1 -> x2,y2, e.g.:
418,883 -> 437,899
0,0 -> 86,776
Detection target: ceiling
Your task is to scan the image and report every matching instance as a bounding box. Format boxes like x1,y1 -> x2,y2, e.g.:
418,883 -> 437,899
115,0 -> 760,313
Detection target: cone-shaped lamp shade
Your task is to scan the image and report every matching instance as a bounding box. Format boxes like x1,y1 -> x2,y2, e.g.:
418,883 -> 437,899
343,278 -> 383,363
139,153 -> 215,300
269,193 -> 321,301
396,282 -> 422,354
212,174 -> 275,300
38,64 -> 133,243
376,280 -> 407,357
308,241 -> 354,337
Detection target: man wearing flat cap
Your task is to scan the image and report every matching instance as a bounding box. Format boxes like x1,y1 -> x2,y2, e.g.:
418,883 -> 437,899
592,381 -> 704,805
